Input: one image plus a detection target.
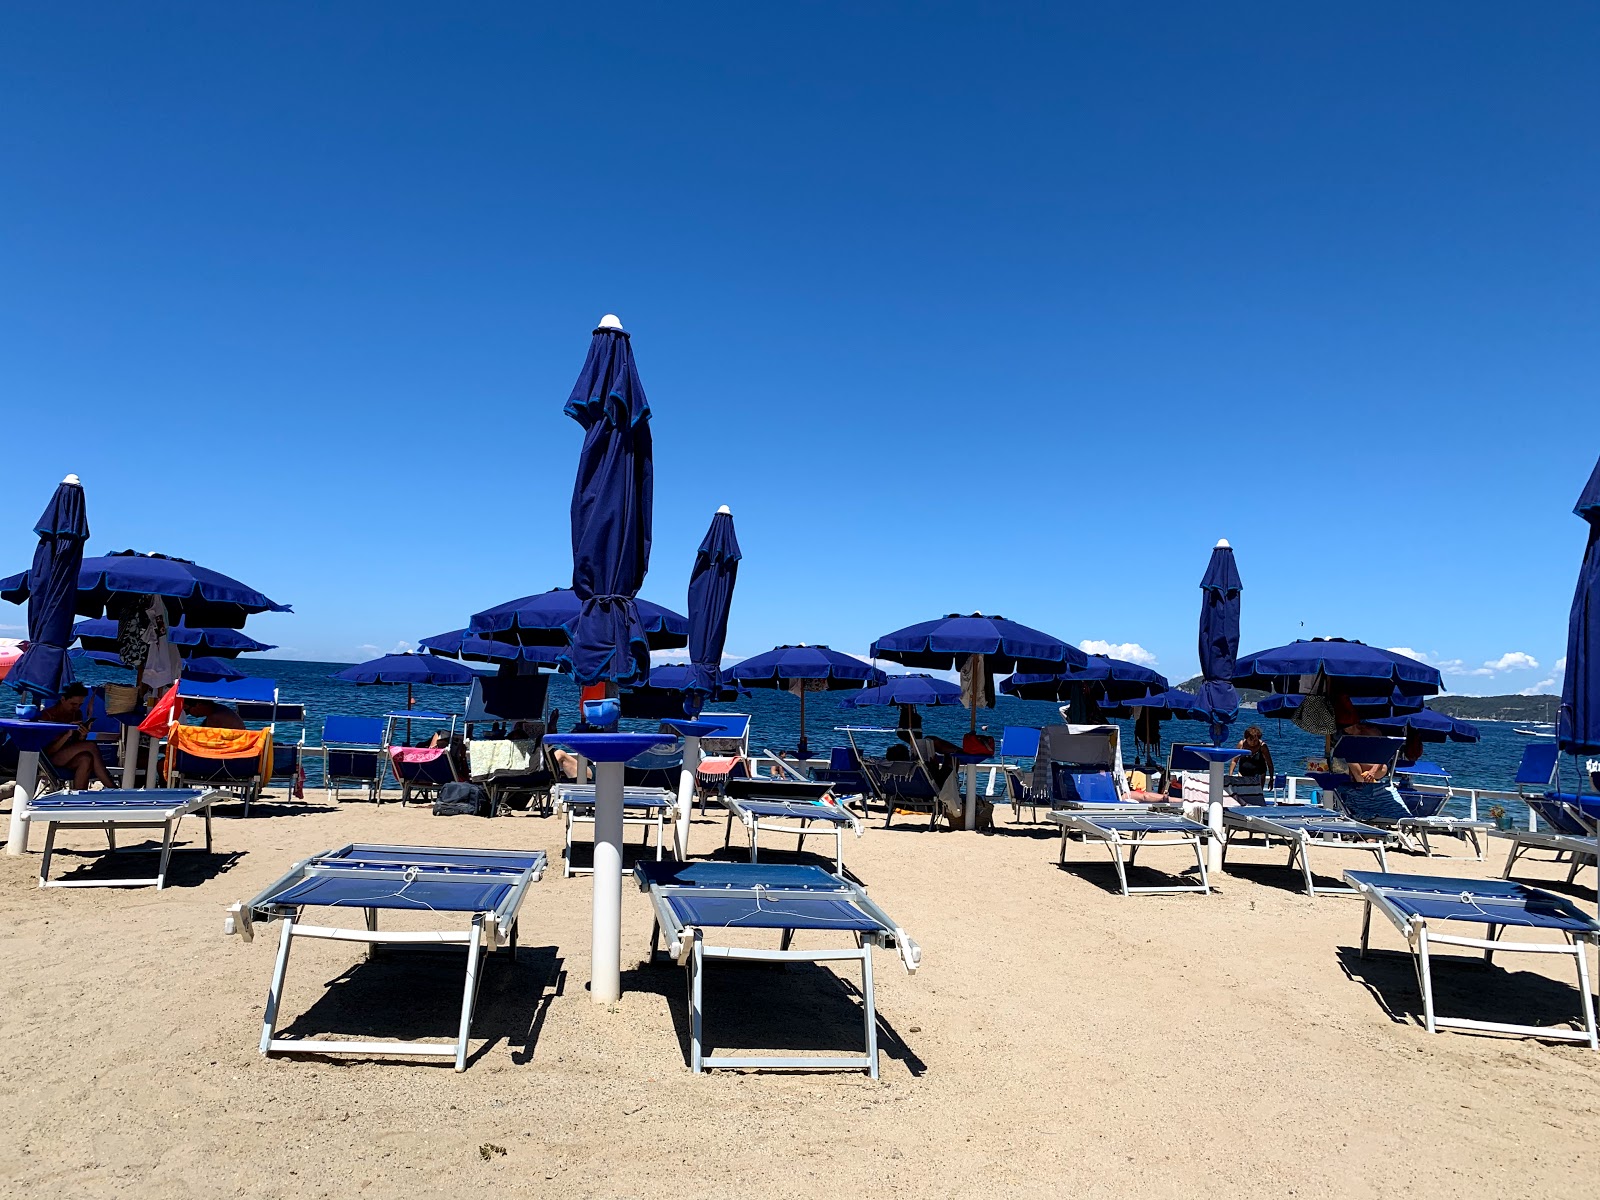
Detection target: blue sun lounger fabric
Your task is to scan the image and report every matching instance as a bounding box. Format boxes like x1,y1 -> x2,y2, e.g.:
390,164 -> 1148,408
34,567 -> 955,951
634,859 -> 920,1078
29,787 -> 222,889
226,843 -> 547,1072
1222,805 -> 1394,897
1346,870 -> 1599,1047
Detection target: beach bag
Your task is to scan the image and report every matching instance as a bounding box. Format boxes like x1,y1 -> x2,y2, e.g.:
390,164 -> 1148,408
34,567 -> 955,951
1292,693 -> 1338,736
433,782 -> 491,817
103,683 -> 140,715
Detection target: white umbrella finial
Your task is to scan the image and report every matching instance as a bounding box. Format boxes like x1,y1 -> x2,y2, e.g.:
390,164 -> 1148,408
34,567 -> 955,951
597,313 -> 624,331
63,473 -> 81,485
1215,538 -> 1231,548
716,504 -> 731,515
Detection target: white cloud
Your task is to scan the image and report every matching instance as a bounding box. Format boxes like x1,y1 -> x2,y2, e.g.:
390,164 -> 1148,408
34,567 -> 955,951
1520,679 -> 1557,696
1484,651 -> 1538,673
1079,640 -> 1158,667
1388,646 -> 1542,678
1555,656 -> 1567,672
356,643 -> 383,657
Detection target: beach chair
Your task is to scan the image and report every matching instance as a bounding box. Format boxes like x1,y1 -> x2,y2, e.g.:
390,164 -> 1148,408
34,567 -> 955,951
387,746 -> 460,805
225,843 -> 547,1071
321,716 -> 385,803
720,777 -> 862,874
167,725 -> 274,816
1222,804 -> 1394,897
30,787 -> 222,889
270,738 -> 306,800
1392,762 -> 1492,860
690,713 -> 751,808
811,744 -> 870,810
634,859 -> 920,1077
997,726 -> 1042,822
860,752 -> 945,829
553,781 -> 674,877
1047,801 -> 1212,897
1346,870 -> 1599,1047
1496,743 -> 1599,883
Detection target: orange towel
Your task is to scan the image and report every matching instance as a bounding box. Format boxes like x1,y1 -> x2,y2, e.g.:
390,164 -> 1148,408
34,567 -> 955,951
166,725 -> 273,784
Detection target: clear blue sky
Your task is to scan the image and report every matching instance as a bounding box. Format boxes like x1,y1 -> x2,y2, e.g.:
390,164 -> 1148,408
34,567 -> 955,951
2,3 -> 1595,692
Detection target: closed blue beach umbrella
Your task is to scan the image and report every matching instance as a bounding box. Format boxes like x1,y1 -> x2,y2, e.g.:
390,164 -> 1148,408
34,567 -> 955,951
1196,539 -> 1242,744
7,475 -> 89,702
682,505 -> 741,715
560,315 -> 655,687
1558,455 -> 1600,759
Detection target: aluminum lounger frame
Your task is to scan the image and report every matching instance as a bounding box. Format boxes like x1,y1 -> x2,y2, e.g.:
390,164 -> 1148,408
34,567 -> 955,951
1047,807 -> 1211,896
225,843 -> 547,1072
635,863 -> 920,1078
1494,827 -> 1598,886
553,782 -> 673,878
30,788 -> 222,889
1397,815 -> 1493,861
1222,806 -> 1394,897
721,794 -> 863,875
1347,870 -> 1599,1048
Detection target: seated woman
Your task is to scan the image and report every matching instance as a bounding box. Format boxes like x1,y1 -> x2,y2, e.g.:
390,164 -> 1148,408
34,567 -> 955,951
1227,725 -> 1274,802
1333,721 -> 1408,823
37,683 -> 115,790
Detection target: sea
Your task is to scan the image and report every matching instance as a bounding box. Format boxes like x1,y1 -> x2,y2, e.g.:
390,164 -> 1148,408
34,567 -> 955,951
73,657 -> 1577,823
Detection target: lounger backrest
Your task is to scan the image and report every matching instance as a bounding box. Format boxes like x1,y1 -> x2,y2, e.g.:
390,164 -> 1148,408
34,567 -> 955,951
828,745 -> 860,772
1331,735 -> 1404,769
695,713 -> 750,756
1030,727 -> 1113,798
1514,742 -> 1560,790
322,716 -> 385,747
1050,766 -> 1118,807
1529,794 -> 1593,836
1000,726 -> 1041,760
271,743 -> 302,780
1166,744 -> 1212,773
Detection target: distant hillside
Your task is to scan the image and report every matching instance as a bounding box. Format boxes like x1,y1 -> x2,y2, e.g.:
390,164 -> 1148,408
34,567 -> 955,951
1178,676 -> 1267,705
1429,694 -> 1559,723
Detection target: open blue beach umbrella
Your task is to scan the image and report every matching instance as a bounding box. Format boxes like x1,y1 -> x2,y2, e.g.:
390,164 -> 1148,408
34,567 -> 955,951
7,475 -> 89,702
619,663 -> 746,719
843,673 -> 965,709
558,316 -> 655,687
1001,656 -> 1168,701
332,651 -> 477,711
1256,691 -> 1424,720
682,505 -> 741,715
468,588 -> 687,651
1234,638 -> 1441,698
723,645 -> 885,753
1558,456 -> 1600,758
74,616 -> 275,659
2,549 -> 287,629
420,628 -> 567,669
1121,688 -> 1209,720
1196,539 -> 1242,744
872,612 -> 1086,734
177,656 -> 248,684
1371,706 -> 1479,744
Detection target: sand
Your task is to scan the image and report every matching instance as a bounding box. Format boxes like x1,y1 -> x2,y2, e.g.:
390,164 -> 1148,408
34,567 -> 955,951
0,789 -> 1595,1199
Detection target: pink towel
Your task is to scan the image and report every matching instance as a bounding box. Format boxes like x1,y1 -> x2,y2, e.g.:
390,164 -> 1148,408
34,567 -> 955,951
389,746 -> 448,765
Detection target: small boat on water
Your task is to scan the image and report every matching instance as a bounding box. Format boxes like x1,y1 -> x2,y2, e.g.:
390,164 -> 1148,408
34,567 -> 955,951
1514,727 -> 1556,737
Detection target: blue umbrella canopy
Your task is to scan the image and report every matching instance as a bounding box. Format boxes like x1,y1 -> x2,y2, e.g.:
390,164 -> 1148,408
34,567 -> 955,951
723,645 -> 885,752
467,588 -> 687,651
1256,691 -> 1425,720
683,506 -> 741,714
1,549 -> 288,629
1558,456 -> 1600,757
1371,706 -> 1480,744
73,617 -> 275,659
74,648 -> 247,684
420,628 -> 567,669
618,663 -> 746,719
1196,539 -> 1242,743
870,613 -> 1085,674
331,653 -> 478,687
561,317 -> 655,686
7,475 -> 89,702
1000,656 -> 1168,702
843,673 -> 965,709
1121,688 -> 1209,720
1234,638 -> 1442,697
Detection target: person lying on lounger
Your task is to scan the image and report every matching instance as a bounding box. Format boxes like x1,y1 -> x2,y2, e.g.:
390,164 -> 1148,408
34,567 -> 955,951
38,683 -> 114,790
182,698 -> 245,729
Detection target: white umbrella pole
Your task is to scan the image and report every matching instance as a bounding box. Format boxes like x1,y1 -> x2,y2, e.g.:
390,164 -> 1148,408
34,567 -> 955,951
590,758 -> 625,1005
5,750 -> 38,855
119,724 -> 138,789
674,735 -> 701,858
1207,758 -> 1226,874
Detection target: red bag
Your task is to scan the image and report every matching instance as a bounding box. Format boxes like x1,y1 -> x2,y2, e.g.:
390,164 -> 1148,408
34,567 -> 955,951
138,683 -> 181,736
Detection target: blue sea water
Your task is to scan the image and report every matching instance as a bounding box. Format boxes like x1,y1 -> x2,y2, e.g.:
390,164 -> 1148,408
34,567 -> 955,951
71,656 -> 1576,822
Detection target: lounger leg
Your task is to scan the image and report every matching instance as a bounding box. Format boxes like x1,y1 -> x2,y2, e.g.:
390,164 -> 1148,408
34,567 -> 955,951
1358,899 -> 1372,957
861,946 -> 879,1080
1109,835 -> 1130,898
106,823 -> 117,853
1501,842 -> 1518,880
364,908 -> 379,961
1058,826 -> 1068,865
1416,927 -> 1437,1034
724,809 -> 734,850
203,804 -> 213,854
455,918 -> 485,1072
1573,936 -> 1598,1051
1194,835 -> 1211,894
834,827 -> 844,875
1297,838 -> 1317,897
749,821 -> 759,864
260,919 -> 296,1055
156,820 -> 175,890
564,808 -> 576,879
780,927 -> 794,951
689,933 -> 705,1074
1374,843 -> 1390,874
37,821 -> 57,888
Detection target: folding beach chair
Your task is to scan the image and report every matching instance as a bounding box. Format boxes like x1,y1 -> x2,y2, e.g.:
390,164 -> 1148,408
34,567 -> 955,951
225,844 -> 547,1071
690,713 -> 751,808
1492,744 -> 1598,883
811,744 -> 870,810
321,716 -> 385,803
1347,870 -> 1599,1047
1392,762 -> 1492,860
270,738 -> 306,800
634,859 -> 920,1077
31,787 -> 223,889
997,726 -> 1041,822
388,746 -> 461,805
553,782 -> 674,877
720,777 -> 862,874
167,725 -> 274,816
860,753 -> 946,829
1222,804 -> 1394,897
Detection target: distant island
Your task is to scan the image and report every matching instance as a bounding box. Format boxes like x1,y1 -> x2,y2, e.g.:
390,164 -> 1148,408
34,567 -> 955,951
1176,677 -> 1560,724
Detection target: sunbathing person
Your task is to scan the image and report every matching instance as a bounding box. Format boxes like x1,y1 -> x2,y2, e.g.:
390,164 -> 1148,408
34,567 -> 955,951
182,698 -> 246,729
38,683 -> 114,790
1334,721 -> 1407,823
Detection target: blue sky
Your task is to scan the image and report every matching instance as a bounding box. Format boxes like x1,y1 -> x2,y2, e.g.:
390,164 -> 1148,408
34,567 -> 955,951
2,3 -> 1595,693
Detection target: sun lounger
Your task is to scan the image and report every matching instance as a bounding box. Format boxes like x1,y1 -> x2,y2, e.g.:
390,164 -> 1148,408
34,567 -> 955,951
1346,870 -> 1599,1047
634,859 -> 920,1077
30,787 -> 222,889
321,716 -> 385,803
1494,743 -> 1599,883
721,777 -> 862,874
1222,805 -> 1394,896
1047,802 -> 1212,896
553,781 -> 674,877
167,724 -> 274,815
225,843 -> 547,1071
388,746 -> 460,806
1390,762 -> 1492,859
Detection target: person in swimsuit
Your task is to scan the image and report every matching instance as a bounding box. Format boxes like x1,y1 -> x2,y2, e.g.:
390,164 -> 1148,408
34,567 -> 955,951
38,684 -> 114,790
1229,725 -> 1274,799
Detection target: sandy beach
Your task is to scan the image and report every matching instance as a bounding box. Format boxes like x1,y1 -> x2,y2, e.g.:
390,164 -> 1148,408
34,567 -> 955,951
0,790 -> 1595,1199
